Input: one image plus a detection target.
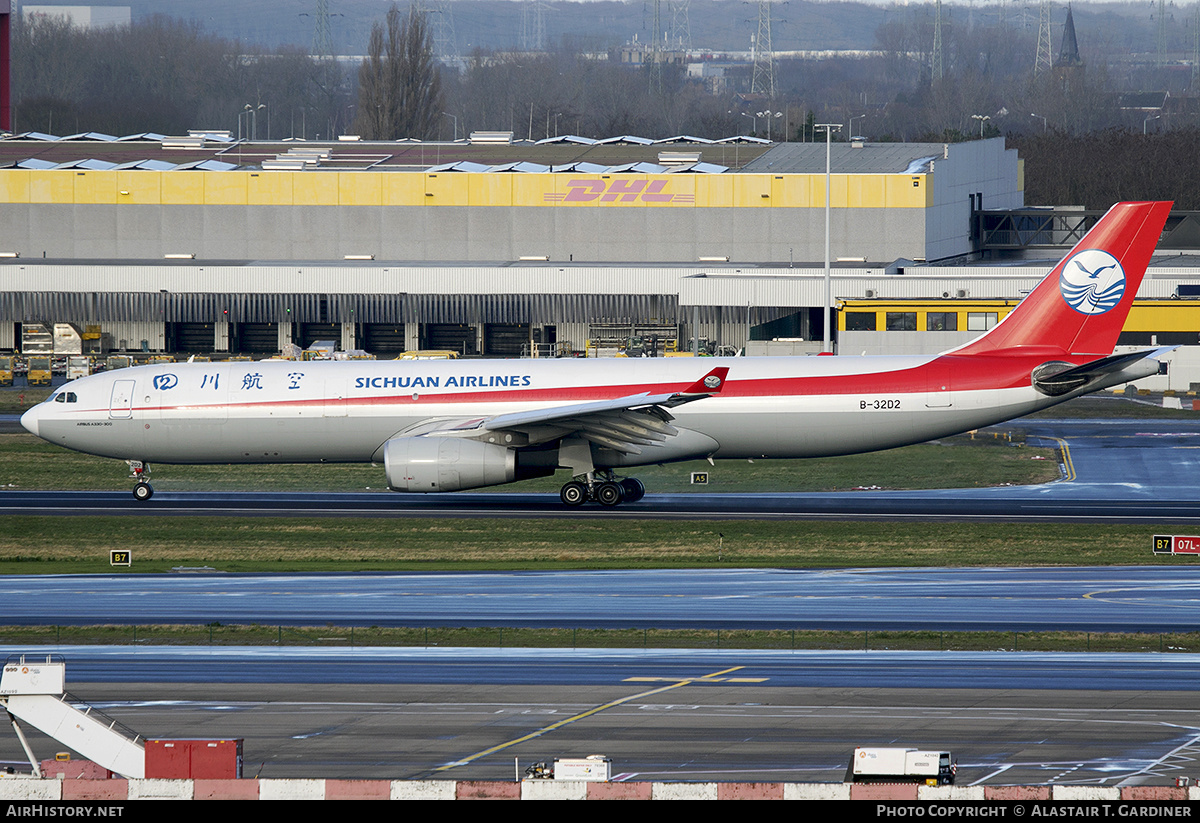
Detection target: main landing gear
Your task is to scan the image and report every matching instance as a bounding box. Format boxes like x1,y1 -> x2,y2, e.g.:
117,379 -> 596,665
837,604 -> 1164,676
559,473 -> 645,507
126,460 -> 154,501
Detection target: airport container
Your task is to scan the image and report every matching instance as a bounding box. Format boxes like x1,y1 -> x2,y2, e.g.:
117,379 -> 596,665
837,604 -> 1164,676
144,739 -> 243,779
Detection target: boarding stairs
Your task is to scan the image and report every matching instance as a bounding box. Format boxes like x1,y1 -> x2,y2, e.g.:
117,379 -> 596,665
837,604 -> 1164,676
1,655 -> 145,778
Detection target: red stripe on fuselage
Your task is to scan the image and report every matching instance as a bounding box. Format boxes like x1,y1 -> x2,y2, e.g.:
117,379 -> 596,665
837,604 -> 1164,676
124,353 -> 1071,416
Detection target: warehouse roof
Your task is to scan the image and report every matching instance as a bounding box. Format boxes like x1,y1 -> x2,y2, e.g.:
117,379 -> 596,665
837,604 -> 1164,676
0,132 -> 774,172
742,141 -> 953,174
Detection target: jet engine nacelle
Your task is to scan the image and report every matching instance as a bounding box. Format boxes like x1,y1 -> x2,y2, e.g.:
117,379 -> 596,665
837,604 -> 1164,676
384,436 -> 516,492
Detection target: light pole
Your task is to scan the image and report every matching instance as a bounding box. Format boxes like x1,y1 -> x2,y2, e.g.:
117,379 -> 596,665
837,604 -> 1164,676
741,111 -> 758,135
1144,114 -> 1161,134
849,113 -> 867,139
816,123 -> 842,353
442,111 -> 459,141
970,114 -> 990,138
1030,112 -> 1047,132
761,110 -> 782,141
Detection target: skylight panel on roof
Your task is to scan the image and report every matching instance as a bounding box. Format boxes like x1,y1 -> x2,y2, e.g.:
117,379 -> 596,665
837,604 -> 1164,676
534,135 -> 597,146
655,135 -> 715,144
903,156 -> 938,174
60,132 -> 118,142
597,135 -> 654,145
113,159 -> 178,171
53,159 -> 118,170
118,133 -> 169,142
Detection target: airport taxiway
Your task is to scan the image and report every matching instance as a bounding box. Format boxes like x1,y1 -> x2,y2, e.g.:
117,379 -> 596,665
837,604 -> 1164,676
4,567 -> 1200,631
3,418 -> 1197,522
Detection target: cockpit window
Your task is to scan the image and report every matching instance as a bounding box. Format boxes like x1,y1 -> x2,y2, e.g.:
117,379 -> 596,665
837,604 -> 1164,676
53,393 -> 64,403
52,392 -> 78,403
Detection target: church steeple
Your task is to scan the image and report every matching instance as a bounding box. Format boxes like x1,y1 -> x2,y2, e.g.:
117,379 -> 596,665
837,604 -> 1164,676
1057,4 -> 1082,67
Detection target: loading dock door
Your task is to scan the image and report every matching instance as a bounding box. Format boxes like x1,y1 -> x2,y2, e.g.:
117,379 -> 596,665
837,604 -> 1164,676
422,324 -> 476,356
484,324 -> 530,357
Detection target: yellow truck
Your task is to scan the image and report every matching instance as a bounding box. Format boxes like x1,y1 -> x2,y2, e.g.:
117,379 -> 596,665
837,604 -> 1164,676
27,355 -> 52,386
0,356 -> 13,387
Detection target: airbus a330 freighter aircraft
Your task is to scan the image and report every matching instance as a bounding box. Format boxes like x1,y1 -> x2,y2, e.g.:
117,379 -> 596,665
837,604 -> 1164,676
21,201 -> 1172,506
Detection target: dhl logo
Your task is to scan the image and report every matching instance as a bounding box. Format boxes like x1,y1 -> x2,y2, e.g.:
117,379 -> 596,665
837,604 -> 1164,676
544,179 -> 694,205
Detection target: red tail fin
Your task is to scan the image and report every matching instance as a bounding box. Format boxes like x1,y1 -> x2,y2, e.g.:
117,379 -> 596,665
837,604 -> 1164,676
952,201 -> 1172,357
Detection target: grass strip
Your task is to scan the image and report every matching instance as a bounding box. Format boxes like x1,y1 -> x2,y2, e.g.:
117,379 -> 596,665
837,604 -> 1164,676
0,430 -> 1059,494
3,516 -> 1196,573
0,624 -> 1195,653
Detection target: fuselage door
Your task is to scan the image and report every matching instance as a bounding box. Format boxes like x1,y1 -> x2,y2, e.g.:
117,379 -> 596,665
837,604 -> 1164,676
324,375 -> 348,418
109,379 -> 136,419
924,359 -> 953,408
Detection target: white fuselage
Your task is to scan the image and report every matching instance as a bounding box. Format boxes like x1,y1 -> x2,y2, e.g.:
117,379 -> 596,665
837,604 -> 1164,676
23,354 -> 1067,469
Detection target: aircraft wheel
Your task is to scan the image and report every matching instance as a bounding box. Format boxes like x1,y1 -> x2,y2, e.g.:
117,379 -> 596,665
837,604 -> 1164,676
620,478 -> 645,503
560,481 -> 587,507
133,482 -> 154,502
596,481 -> 625,507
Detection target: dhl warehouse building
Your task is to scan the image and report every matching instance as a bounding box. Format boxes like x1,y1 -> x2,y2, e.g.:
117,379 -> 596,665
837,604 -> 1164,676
2,132 -> 1200,389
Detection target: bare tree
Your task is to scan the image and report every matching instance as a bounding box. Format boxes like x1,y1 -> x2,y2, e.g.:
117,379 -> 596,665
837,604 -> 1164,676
11,12 -> 349,139
354,4 -> 443,140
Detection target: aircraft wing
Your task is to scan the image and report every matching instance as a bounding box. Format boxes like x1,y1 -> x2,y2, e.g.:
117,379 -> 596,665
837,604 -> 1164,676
401,366 -> 729,455
482,366 -> 729,432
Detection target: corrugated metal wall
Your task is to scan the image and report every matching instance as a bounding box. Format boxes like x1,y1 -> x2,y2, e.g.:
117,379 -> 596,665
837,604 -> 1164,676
0,291 -> 687,326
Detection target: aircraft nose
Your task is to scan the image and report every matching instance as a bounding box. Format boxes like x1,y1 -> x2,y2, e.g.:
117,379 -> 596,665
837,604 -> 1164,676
20,405 -> 41,437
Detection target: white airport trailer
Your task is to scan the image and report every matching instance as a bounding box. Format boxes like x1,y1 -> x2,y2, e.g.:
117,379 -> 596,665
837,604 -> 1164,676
523,754 -> 612,781
552,755 -> 611,781
846,747 -> 955,785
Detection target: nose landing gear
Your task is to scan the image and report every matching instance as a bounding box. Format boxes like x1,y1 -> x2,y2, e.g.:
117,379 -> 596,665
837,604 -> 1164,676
126,460 -> 154,501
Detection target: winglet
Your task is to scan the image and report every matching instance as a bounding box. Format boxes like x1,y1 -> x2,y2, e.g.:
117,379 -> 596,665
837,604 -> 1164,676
674,366 -> 730,399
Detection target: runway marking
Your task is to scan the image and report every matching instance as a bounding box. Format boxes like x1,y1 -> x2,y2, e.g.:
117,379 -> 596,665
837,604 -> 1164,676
1039,436 -> 1076,482
970,763 -> 1014,786
434,666 -> 754,772
625,677 -> 768,683
1082,586 -> 1200,609
623,665 -> 766,684
1114,728 -> 1200,784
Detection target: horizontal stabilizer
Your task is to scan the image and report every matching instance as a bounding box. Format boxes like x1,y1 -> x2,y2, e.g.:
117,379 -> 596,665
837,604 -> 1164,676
1032,350 -> 1164,396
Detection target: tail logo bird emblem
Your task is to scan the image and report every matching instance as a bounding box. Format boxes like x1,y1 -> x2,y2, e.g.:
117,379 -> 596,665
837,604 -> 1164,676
1059,249 -> 1126,315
